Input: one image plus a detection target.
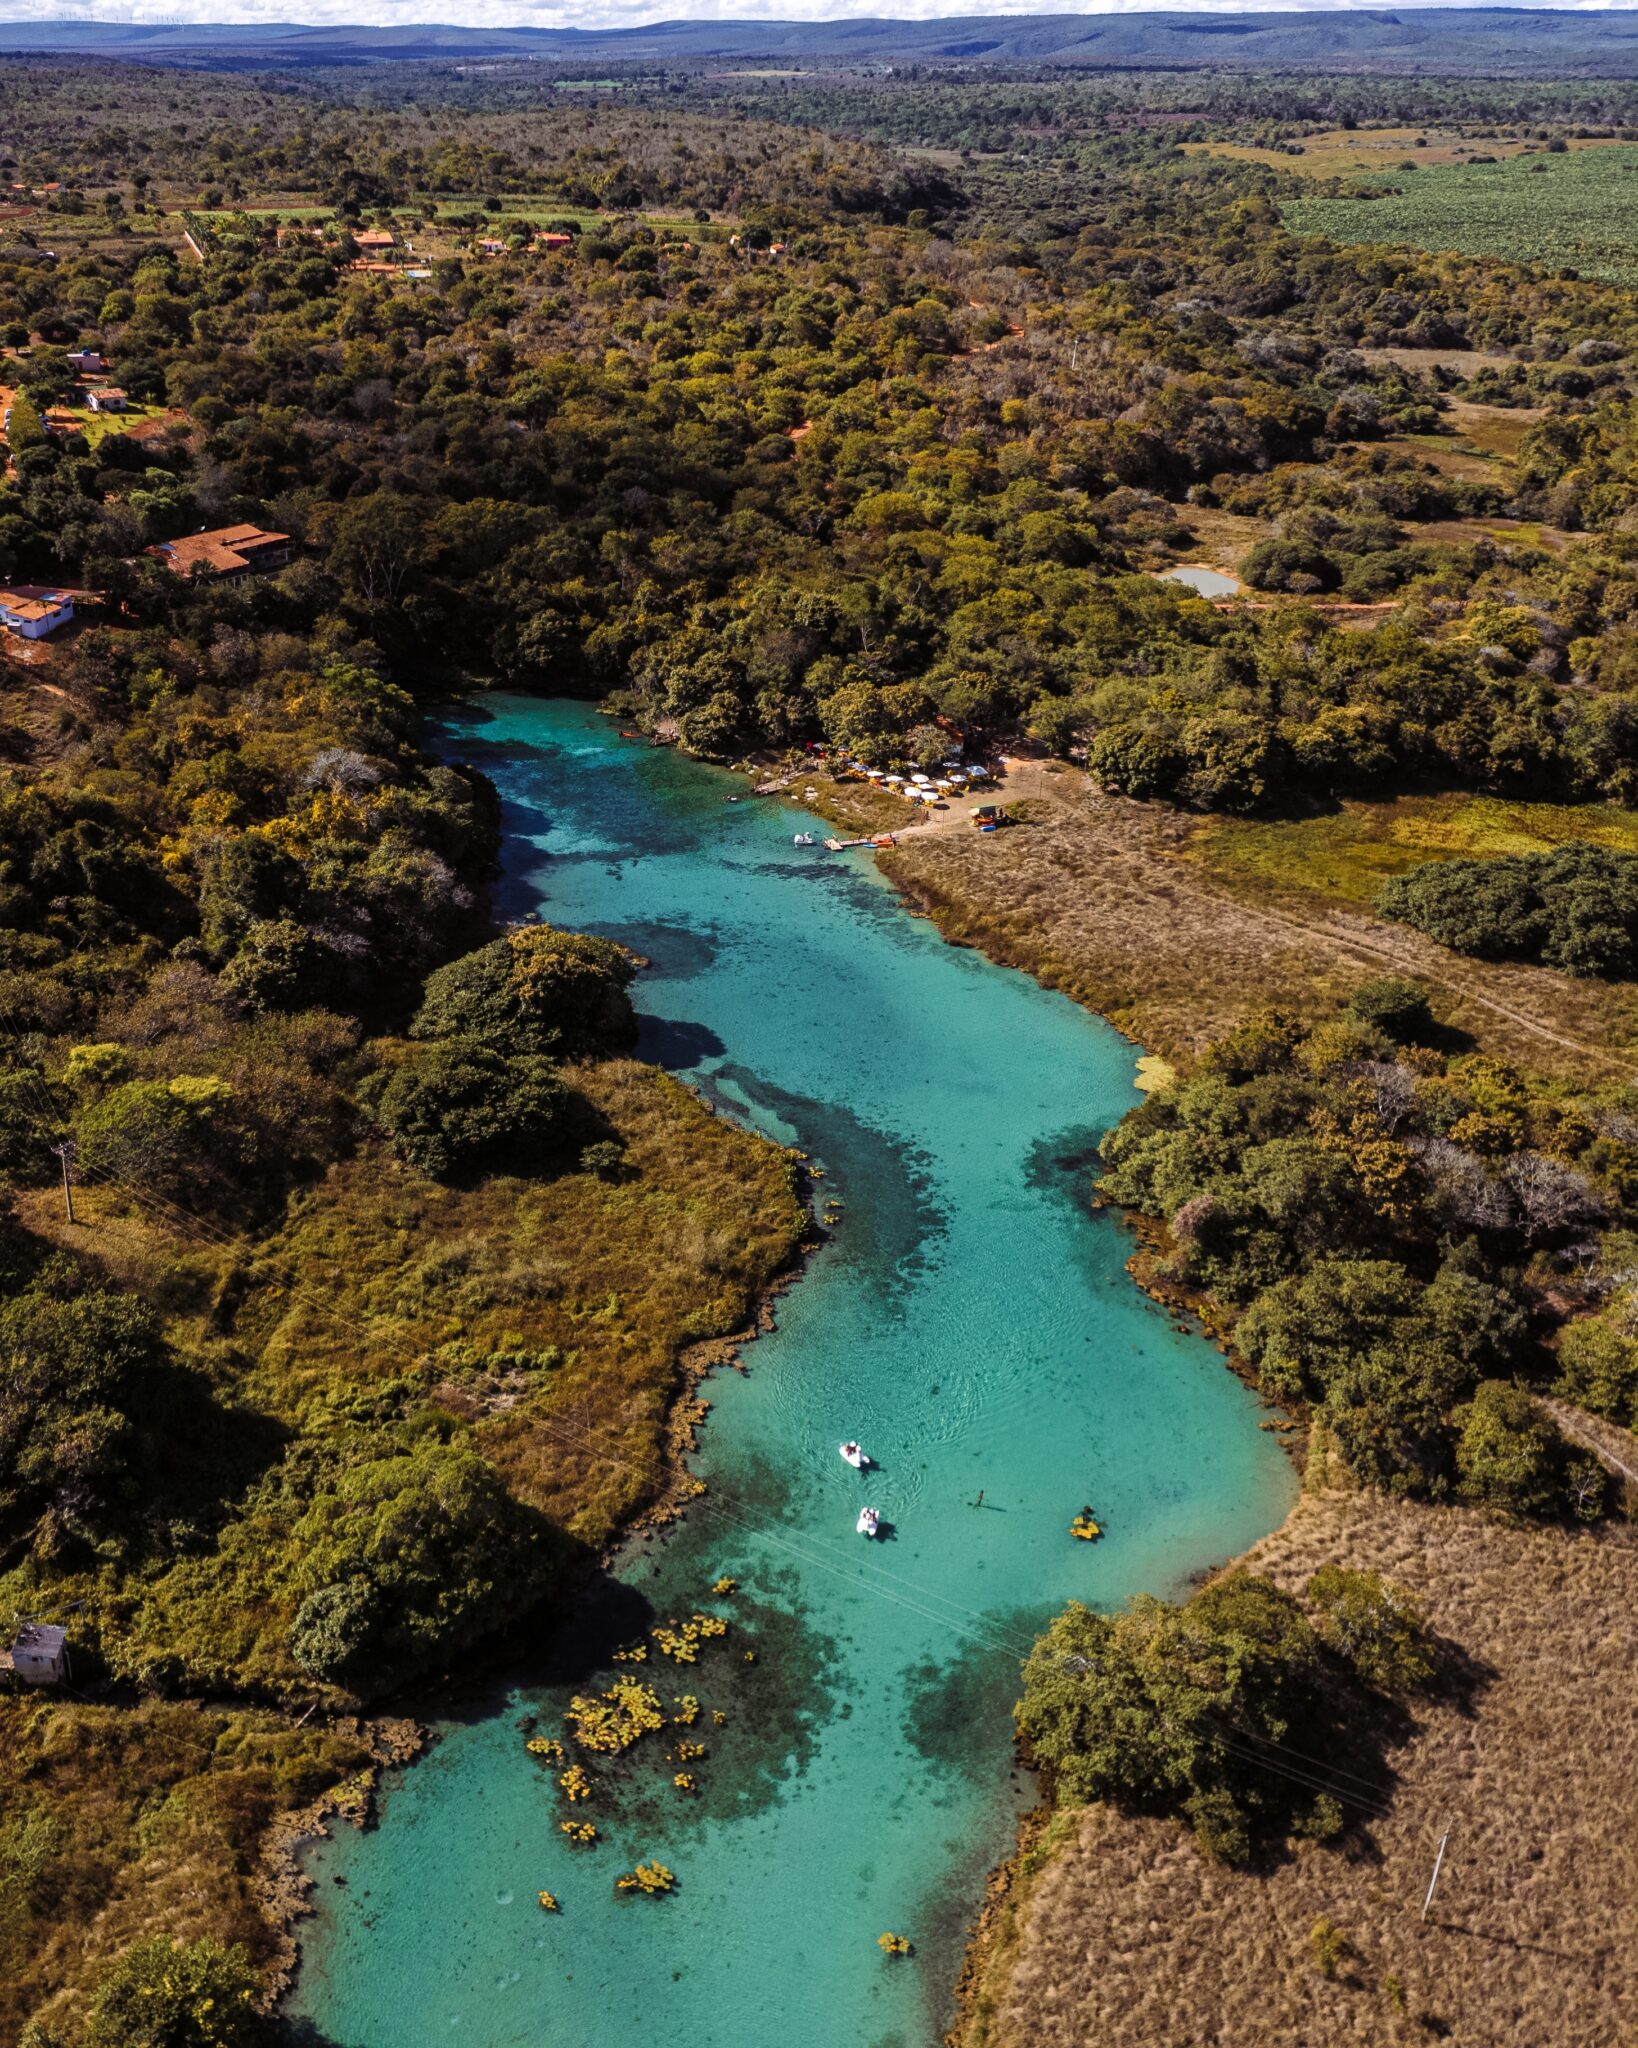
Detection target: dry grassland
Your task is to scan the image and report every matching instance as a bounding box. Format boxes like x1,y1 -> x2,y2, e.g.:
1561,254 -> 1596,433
879,772 -> 1638,1080
16,1056 -> 806,1640
958,1474 -> 1638,2048
1361,347 -> 1520,380
1182,130 -> 1624,179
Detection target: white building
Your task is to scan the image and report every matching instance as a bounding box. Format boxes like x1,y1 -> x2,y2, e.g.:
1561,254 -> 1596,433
3,1622 -> 68,1685
0,587 -> 74,639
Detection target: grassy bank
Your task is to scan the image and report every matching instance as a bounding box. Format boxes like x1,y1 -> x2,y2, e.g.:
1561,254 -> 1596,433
953,1450 -> 1638,2048
878,776 -> 1638,1082
2,1060 -> 803,2035
1,971 -> 803,2038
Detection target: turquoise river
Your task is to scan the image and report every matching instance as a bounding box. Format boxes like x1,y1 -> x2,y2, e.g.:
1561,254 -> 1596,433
292,695 -> 1295,2048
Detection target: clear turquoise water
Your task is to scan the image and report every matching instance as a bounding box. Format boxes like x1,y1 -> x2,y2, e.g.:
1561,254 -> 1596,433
291,697 -> 1294,2048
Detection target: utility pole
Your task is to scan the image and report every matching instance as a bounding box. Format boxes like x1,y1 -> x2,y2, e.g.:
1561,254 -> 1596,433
1422,1825 -> 1451,1922
50,1139 -> 77,1225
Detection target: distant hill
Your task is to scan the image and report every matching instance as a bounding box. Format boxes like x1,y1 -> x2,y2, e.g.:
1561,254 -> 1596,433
5,9 -> 1638,76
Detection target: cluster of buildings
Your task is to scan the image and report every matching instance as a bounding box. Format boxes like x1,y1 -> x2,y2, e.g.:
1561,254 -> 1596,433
1,346 -> 129,642
477,229 -> 575,258
0,516 -> 294,644
0,349 -> 130,459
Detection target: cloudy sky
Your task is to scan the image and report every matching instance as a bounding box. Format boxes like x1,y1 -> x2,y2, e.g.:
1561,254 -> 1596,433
1,0 -> 1634,28
3,0 -> 1636,25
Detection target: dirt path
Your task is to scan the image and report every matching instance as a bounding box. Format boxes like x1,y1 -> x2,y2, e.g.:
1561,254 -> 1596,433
880,767 -> 1638,1079
1545,1400 -> 1638,1490
1176,864 -> 1638,1080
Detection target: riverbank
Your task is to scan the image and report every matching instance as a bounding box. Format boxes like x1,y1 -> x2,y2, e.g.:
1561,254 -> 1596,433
4,1055 -> 807,2042
734,750 -> 1638,2046
690,727 -> 1638,2048
949,1441 -> 1638,2048
873,774 -> 1638,1083
691,732 -> 1638,1082
289,694 -> 1295,2048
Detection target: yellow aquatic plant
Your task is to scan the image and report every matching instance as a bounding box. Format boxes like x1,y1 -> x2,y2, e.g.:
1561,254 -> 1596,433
615,1860 -> 675,1896
537,1891 -> 559,1912
675,1739 -> 706,1761
559,1820 -> 598,1845
877,1932 -> 912,1956
671,1695 -> 700,1725
566,1677 -> 666,1755
558,1765 -> 592,1803
711,1577 -> 737,1595
1069,1509 -> 1102,1542
673,1772 -> 696,1792
525,1736 -> 566,1763
651,1612 -> 729,1663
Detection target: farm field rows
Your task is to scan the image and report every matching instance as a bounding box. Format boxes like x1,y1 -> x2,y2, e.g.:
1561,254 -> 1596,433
1283,143 -> 1638,286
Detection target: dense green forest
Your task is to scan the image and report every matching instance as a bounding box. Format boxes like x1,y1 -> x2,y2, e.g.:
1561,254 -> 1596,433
2,51 -> 1637,2047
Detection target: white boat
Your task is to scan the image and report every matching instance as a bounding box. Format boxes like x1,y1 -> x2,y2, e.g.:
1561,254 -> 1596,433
856,1507 -> 882,1538
794,832 -> 816,846
839,1441 -> 870,1469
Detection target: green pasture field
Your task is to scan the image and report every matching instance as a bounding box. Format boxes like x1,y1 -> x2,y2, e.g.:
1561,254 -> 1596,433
1192,793 -> 1638,905
1283,144 -> 1638,289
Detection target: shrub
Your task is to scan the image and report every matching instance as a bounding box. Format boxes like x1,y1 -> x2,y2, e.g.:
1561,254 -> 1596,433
76,1077 -> 238,1199
1178,712 -> 1283,813
581,1138 -> 628,1182
64,1042 -> 130,1090
1309,1917 -> 1354,1980
83,1936 -> 262,2048
359,1037 -> 568,1178
219,917 -> 328,1013
1017,1573 -> 1333,1863
412,924 -> 636,1059
0,1069 -> 60,1177
1379,845 -> 1638,979
1346,976 -> 1435,1044
1307,1566 -> 1435,1692
1238,1257 -> 1524,1492
1086,721 -> 1183,801
1555,1317 -> 1638,1426
289,1443 -> 549,1694
0,1279 -> 163,1543
1453,1380 -> 1565,1518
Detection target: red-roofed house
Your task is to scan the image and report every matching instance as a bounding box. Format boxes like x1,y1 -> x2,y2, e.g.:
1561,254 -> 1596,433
0,586 -> 74,639
149,524 -> 291,578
